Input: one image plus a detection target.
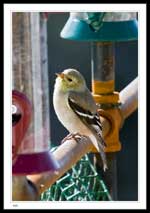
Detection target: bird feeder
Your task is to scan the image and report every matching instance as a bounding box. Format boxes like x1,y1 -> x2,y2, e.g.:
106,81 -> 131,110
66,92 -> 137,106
12,12 -> 59,175
60,12 -> 137,41
60,12 -> 138,152
12,90 -> 32,166
60,12 -> 138,199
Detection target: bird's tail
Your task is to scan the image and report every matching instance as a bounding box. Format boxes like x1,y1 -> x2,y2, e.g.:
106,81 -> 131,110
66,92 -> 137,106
89,134 -> 108,172
99,150 -> 108,172
97,138 -> 108,172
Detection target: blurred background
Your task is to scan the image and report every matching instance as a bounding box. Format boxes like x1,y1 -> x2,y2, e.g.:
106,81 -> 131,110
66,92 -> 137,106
47,13 -> 138,201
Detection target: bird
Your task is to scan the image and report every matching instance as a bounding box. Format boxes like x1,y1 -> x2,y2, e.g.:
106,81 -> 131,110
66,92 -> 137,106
53,68 -> 108,171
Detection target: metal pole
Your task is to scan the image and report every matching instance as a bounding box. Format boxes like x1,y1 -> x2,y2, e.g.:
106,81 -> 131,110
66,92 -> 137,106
91,41 -> 118,200
120,77 -> 138,119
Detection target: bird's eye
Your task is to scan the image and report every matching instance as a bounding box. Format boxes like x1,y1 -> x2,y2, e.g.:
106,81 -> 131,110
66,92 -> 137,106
67,77 -> 73,82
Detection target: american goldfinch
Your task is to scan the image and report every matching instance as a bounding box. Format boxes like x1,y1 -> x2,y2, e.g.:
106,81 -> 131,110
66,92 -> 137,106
53,68 -> 108,171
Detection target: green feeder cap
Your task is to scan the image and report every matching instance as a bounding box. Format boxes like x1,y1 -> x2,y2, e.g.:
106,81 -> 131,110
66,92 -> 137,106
60,12 -> 138,42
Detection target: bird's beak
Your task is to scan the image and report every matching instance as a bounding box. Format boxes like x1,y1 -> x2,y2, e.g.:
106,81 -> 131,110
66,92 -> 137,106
55,72 -> 65,79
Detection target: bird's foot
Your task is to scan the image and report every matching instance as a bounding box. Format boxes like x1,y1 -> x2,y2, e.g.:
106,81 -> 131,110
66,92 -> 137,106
61,132 -> 83,144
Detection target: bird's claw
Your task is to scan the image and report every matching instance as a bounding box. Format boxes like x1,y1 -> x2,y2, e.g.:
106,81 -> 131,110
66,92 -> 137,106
61,132 -> 83,144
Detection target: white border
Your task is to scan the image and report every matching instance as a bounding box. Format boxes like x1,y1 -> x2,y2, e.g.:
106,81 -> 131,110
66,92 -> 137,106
4,3 -> 146,210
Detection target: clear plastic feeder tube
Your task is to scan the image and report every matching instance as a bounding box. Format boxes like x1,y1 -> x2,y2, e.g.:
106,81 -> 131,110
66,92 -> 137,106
91,42 -> 115,94
12,12 -> 59,174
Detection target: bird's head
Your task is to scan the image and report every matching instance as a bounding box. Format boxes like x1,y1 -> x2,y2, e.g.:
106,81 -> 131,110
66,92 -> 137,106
55,69 -> 86,92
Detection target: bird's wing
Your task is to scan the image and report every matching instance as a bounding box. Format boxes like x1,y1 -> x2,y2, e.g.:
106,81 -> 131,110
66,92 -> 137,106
68,89 -> 106,148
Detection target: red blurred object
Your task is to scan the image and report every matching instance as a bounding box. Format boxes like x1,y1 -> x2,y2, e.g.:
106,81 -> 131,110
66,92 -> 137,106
41,12 -> 66,20
12,90 -> 32,165
12,90 -> 59,175
41,12 -> 49,20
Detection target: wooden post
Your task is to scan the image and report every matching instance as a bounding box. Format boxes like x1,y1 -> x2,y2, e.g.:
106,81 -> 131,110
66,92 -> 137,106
12,12 -> 51,201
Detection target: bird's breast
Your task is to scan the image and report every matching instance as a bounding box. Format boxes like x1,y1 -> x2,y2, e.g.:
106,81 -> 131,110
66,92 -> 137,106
53,90 -> 88,134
